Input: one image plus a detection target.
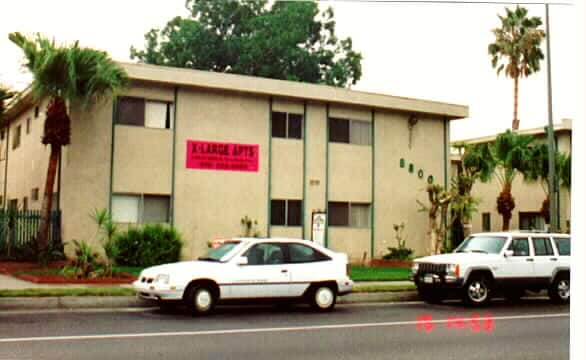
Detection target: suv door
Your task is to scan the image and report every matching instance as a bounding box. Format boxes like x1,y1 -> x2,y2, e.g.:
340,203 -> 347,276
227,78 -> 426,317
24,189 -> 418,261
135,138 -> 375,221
227,242 -> 291,299
530,236 -> 557,287
497,237 -> 535,288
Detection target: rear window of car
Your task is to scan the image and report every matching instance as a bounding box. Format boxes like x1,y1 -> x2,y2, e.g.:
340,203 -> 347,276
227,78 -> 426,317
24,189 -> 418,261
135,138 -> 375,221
532,237 -> 554,256
287,244 -> 331,263
554,237 -> 571,256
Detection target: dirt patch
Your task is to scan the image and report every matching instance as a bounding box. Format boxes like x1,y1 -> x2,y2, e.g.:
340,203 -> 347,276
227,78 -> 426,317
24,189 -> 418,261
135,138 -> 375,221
0,261 -> 136,284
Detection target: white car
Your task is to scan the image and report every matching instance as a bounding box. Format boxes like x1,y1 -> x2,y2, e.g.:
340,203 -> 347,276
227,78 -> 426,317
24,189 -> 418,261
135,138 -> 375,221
133,238 -> 353,314
411,232 -> 570,306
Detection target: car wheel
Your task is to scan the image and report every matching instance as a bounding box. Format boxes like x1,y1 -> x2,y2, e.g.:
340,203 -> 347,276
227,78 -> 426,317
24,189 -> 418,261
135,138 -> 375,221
310,285 -> 337,312
548,275 -> 570,304
463,275 -> 491,306
186,285 -> 216,316
418,288 -> 443,304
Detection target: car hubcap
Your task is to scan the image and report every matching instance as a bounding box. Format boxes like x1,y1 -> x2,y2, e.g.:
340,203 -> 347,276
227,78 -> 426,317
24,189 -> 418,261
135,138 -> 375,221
557,280 -> 570,300
468,281 -> 488,302
195,289 -> 212,311
316,287 -> 334,308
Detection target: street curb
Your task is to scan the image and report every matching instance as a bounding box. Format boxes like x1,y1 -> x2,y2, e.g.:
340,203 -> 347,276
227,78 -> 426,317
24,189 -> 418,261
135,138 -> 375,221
0,291 -> 420,311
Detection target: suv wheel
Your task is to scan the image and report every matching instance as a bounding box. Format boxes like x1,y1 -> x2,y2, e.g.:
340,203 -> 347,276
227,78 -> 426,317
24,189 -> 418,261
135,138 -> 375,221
549,274 -> 570,304
463,275 -> 491,306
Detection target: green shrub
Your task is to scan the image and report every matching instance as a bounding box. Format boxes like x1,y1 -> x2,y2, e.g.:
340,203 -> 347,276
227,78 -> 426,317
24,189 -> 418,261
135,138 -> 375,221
63,240 -> 101,278
114,224 -> 183,267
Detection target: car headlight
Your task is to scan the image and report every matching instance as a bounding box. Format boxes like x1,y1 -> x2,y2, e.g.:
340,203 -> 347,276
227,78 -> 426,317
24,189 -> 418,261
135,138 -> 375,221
446,264 -> 460,276
155,274 -> 170,284
411,263 -> 419,274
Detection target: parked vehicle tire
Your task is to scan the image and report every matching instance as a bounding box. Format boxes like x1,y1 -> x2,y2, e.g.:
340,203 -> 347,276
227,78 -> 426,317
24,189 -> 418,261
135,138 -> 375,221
417,288 -> 443,304
548,274 -> 570,304
310,284 -> 337,312
186,284 -> 216,316
463,275 -> 491,306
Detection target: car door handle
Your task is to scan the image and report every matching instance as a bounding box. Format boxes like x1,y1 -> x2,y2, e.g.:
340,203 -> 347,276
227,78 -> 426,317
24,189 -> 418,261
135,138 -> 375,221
526,258 -> 534,262
550,258 -> 558,261
281,269 -> 288,273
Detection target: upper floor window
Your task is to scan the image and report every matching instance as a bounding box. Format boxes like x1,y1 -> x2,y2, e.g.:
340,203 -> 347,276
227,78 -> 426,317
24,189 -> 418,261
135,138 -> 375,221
34,106 -> 40,119
329,118 -> 371,145
116,97 -> 173,129
26,117 -> 31,134
328,201 -> 370,228
482,213 -> 491,232
12,125 -> 21,150
272,111 -> 303,139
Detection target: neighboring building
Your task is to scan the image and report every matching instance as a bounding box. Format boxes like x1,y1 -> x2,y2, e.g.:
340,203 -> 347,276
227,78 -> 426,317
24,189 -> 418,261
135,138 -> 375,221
1,63 -> 468,261
451,119 -> 572,236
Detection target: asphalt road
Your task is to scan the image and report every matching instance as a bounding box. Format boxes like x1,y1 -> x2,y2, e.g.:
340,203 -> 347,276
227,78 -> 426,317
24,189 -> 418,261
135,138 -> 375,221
0,299 -> 569,360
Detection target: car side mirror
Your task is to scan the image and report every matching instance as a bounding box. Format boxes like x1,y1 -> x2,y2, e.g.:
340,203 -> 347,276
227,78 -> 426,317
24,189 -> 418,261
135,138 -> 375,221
504,250 -> 514,257
235,256 -> 248,266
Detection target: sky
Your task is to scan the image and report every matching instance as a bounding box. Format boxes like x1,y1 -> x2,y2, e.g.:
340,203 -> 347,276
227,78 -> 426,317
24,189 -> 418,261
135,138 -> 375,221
0,0 -> 579,141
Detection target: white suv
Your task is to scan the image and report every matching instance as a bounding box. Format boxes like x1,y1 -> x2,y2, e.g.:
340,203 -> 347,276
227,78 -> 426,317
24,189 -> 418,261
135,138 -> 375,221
411,232 -> 570,306
133,238 -> 353,314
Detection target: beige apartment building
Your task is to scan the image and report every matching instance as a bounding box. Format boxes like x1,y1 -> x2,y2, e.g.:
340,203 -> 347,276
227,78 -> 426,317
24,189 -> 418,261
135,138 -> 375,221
1,63 -> 468,261
452,119 -> 572,237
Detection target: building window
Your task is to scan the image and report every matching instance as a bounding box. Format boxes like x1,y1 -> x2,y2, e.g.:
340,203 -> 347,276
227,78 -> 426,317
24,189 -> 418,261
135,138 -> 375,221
271,111 -> 303,139
116,97 -> 173,129
519,212 -> 545,231
271,199 -> 302,226
329,118 -> 371,145
8,199 -> 17,210
482,213 -> 491,232
31,188 -> 40,201
12,125 -> 21,150
328,201 -> 370,227
23,197 -> 28,211
1,129 -> 5,141
26,117 -> 31,134
34,106 -> 40,118
111,194 -> 170,223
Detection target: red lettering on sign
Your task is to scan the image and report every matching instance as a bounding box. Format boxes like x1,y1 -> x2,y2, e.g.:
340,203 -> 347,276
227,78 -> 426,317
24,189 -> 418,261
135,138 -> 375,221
186,140 -> 259,172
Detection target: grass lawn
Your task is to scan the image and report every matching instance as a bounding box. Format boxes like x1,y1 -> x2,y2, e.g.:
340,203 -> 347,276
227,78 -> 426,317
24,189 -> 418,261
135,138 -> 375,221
350,266 -> 411,282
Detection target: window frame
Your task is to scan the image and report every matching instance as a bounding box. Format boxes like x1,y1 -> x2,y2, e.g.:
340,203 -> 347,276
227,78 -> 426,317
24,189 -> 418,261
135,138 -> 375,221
116,97 -> 174,130
111,193 -> 171,224
481,212 -> 491,232
531,237 -> 554,256
328,117 -> 372,145
12,124 -> 21,150
271,111 -> 304,140
327,201 -> 371,228
270,199 -> 303,227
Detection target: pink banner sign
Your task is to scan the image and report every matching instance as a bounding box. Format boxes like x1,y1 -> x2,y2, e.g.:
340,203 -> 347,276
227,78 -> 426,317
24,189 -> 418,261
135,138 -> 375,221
186,140 -> 259,172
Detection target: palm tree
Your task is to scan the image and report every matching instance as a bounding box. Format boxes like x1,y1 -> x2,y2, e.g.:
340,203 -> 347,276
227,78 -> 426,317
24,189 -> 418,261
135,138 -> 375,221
490,130 -> 534,230
9,33 -> 127,259
524,143 -> 571,226
0,86 -> 14,120
488,6 -> 545,130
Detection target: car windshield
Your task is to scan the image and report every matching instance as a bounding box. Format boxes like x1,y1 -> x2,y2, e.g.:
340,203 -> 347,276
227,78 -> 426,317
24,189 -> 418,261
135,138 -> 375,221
454,236 -> 507,254
198,241 -> 241,262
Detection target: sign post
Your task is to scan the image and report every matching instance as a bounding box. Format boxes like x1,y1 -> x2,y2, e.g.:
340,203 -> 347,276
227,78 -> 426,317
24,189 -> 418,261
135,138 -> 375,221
311,211 -> 326,247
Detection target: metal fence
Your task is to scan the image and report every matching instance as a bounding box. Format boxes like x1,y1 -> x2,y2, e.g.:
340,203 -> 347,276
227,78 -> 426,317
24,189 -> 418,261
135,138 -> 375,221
0,209 -> 62,260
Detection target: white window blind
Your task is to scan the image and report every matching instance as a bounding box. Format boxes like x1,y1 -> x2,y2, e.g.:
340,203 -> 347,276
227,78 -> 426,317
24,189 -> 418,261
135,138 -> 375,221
350,120 -> 372,145
145,101 -> 170,129
350,203 -> 370,228
112,195 -> 140,223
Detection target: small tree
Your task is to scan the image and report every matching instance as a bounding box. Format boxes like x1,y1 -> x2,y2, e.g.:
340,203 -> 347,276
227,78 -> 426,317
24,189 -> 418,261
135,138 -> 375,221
418,184 -> 452,255
91,208 -> 119,276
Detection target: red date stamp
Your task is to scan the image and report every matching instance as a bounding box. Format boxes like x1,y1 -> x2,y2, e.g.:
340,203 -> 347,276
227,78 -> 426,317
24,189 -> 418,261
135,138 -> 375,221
416,313 -> 494,333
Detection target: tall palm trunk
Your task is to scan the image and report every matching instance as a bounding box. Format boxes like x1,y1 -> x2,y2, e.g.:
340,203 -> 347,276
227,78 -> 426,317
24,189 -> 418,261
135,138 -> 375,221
37,144 -> 60,255
37,97 -> 70,260
512,76 -> 520,130
497,183 -> 515,231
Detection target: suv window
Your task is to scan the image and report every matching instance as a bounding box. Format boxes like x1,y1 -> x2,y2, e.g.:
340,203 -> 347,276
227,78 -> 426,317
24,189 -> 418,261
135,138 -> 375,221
508,238 -> 530,256
532,237 -> 554,256
554,237 -> 571,256
244,243 -> 285,265
287,244 -> 330,263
